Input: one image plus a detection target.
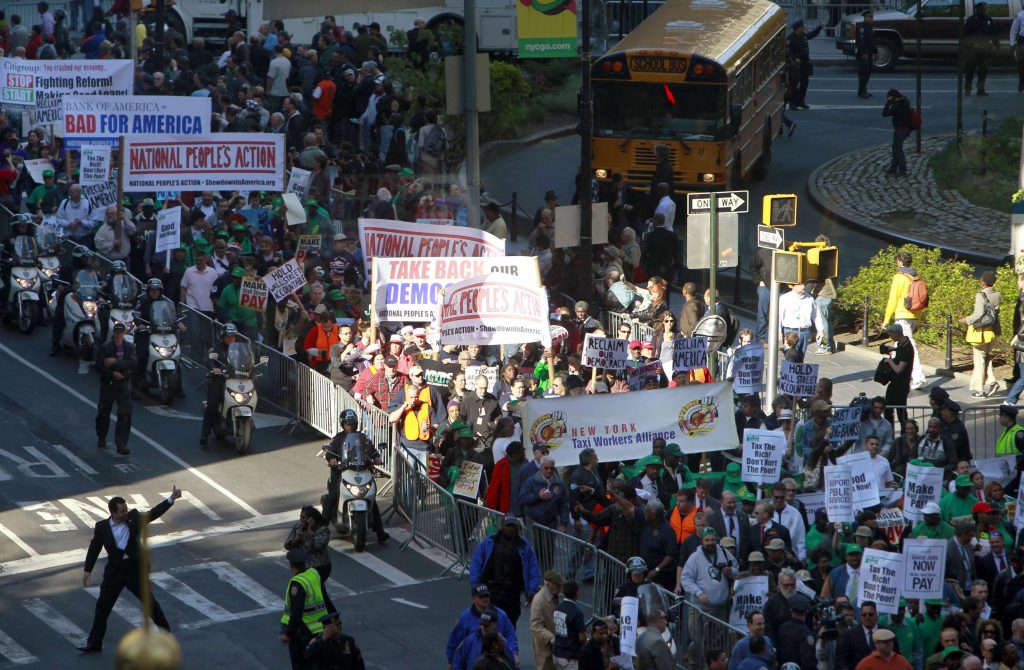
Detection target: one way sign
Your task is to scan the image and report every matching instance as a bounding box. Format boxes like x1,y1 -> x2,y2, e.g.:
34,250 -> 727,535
757,225 -> 785,250
686,190 -> 749,215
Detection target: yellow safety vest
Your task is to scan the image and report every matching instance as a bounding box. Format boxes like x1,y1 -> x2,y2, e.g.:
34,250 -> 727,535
280,568 -> 326,635
996,424 -> 1024,455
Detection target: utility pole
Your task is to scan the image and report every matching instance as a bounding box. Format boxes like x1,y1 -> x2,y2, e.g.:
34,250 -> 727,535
154,0 -> 165,73
915,0 -> 922,153
955,0 -> 965,147
707,195 -> 718,378
463,0 -> 481,229
765,255 -> 781,408
578,0 -> 594,289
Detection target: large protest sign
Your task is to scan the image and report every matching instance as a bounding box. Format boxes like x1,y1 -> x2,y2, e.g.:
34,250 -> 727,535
63,95 -> 211,148
838,451 -> 881,509
741,429 -> 787,484
0,59 -> 132,113
824,464 -> 854,523
829,406 -> 862,443
155,207 -> 181,254
287,167 -> 311,198
296,235 -> 321,253
263,258 -> 307,302
84,180 -> 118,210
794,491 -> 826,526
778,361 -> 819,397
239,278 -> 268,312
523,382 -> 738,466
731,344 -> 764,394
24,158 -> 52,184
451,461 -> 485,499
78,145 -> 110,186
418,359 -> 461,388
729,576 -> 769,628
974,455 -> 1018,487
434,273 -> 551,348
582,334 -> 629,370
619,596 -> 639,657
904,462 -> 945,522
122,134 -> 284,192
359,218 -> 505,277
371,256 -> 537,322
858,549 -> 903,615
625,361 -> 662,391
902,538 -> 946,599
464,365 -> 498,391
659,337 -> 708,375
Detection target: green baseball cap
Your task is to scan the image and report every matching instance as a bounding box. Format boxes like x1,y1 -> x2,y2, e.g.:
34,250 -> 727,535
726,461 -> 742,483
231,267 -> 245,278
738,489 -> 756,503
42,168 -> 54,177
635,454 -> 662,468
665,443 -> 684,458
924,598 -> 944,606
448,419 -> 466,432
941,647 -> 964,660
329,289 -> 344,300
955,474 -> 972,487
458,427 -> 474,439
700,527 -> 718,538
232,224 -> 246,232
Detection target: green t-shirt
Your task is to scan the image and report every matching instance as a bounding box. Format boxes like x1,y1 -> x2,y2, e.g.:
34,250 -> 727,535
880,616 -> 923,663
218,282 -> 259,327
916,613 -> 943,662
939,492 -> 979,523
806,526 -> 838,565
910,520 -> 955,540
27,183 -> 60,213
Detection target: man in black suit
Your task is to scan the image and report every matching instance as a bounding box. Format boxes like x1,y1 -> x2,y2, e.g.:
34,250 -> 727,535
836,601 -> 883,670
745,501 -> 793,557
707,491 -> 749,565
945,520 -> 977,592
977,530 -> 1009,588
79,486 -> 182,653
96,321 -> 136,455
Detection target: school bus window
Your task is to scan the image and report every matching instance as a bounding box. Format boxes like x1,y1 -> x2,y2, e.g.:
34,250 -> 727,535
593,83 -> 728,139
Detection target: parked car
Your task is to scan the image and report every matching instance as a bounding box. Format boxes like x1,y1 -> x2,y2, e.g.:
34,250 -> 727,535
835,0 -> 1022,71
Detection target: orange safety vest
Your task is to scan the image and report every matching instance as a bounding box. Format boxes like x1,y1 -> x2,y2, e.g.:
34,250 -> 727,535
669,506 -> 697,544
312,324 -> 339,368
402,384 -> 433,441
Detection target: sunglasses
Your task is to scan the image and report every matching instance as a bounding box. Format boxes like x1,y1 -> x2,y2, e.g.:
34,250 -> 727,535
772,495 -> 786,500
411,372 -> 423,378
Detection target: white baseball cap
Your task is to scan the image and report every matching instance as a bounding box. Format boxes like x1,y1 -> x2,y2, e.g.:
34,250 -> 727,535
921,502 -> 941,515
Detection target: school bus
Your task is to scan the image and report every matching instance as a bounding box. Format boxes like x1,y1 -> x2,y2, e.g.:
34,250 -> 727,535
591,0 -> 787,193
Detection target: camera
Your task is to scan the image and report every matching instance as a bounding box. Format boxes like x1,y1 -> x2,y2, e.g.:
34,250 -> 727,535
809,597 -> 843,640
707,562 -> 731,582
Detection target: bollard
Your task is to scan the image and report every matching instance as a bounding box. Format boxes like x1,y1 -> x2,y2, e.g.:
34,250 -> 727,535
510,191 -> 518,242
733,260 -> 741,306
862,296 -> 870,346
944,314 -> 953,372
982,110 -> 989,136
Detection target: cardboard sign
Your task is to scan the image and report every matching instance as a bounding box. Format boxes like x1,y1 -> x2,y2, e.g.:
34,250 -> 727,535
582,334 -> 629,370
63,95 -> 211,148
728,576 -> 769,628
858,549 -> 904,615
838,451 -> 881,510
282,191 -> 307,226
625,361 -> 662,391
903,461 -> 944,522
731,344 -> 764,394
263,258 -> 307,303
434,273 -> 551,348
239,278 -> 268,312
297,234 -> 321,253
875,508 -> 905,529
974,455 -> 1018,487
618,596 -> 639,657
902,538 -> 946,599
0,59 -> 132,110
83,180 -> 117,211
155,206 -> 181,254
740,429 -> 787,484
122,133 -> 284,192
829,406 -> 862,444
451,461 -> 484,499
418,358 -> 461,388
824,464 -> 854,523
661,336 -> 708,374
778,361 -> 819,398
24,158 -> 53,184
464,365 -> 498,391
287,167 -> 311,198
78,145 -> 110,186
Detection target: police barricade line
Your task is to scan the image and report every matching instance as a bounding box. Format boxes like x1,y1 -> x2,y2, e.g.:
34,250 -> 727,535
522,521 -> 599,617
961,405 -> 1004,461
296,362 -> 337,438
604,311 -> 655,342
395,447 -> 463,576
645,584 -> 744,670
249,340 -> 300,418
452,500 -> 506,577
178,305 -> 219,371
391,445 -> 421,525
591,550 -> 627,618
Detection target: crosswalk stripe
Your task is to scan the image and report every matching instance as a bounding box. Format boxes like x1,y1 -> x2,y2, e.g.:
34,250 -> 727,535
0,626 -> 37,665
150,573 -> 234,622
85,587 -> 144,627
22,598 -> 88,647
199,561 -> 283,610
329,546 -> 419,587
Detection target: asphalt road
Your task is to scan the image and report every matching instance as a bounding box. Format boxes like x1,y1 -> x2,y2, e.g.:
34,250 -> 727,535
483,66 -> 1024,279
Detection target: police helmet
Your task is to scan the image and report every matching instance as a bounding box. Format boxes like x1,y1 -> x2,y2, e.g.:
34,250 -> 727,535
780,665 -> 801,670
72,245 -> 89,259
146,277 -> 163,292
111,260 -> 127,274
12,213 -> 33,227
340,409 -> 358,428
626,556 -> 647,574
221,323 -> 239,338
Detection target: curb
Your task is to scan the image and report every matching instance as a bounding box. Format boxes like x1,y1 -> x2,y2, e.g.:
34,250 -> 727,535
805,143 -> 1011,267
479,123 -> 577,166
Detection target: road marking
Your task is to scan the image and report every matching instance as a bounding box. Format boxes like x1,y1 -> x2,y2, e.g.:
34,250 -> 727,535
259,550 -> 285,558
391,597 -> 428,609
49,444 -> 99,475
22,598 -> 87,647
0,626 -> 37,665
150,573 -> 234,622
0,523 -> 39,558
196,561 -> 283,609
144,406 -> 290,429
0,341 -> 261,518
85,587 -> 144,627
331,545 -> 419,587
161,490 -> 222,521
385,526 -> 461,570
77,360 -> 90,375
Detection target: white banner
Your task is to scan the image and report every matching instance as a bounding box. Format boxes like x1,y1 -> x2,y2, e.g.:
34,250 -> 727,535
731,344 -> 764,394
434,273 -> 551,348
619,596 -> 639,657
84,180 -> 117,211
741,429 -> 787,484
155,207 -> 181,254
63,95 -> 211,148
659,336 -> 708,375
974,455 -> 1018,487
824,464 -> 854,523
858,549 -> 904,615
838,451 -> 881,510
902,538 -> 946,599
358,218 -> 505,277
582,334 -> 630,370
0,58 -> 132,111
122,134 -> 285,192
523,383 -> 739,466
903,462 -> 945,522
778,361 -> 819,398
371,256 -> 539,323
24,158 -> 52,184
829,406 -> 861,443
729,576 -> 769,628
79,145 -> 110,186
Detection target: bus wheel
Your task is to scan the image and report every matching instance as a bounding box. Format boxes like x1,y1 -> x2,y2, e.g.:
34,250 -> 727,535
751,122 -> 772,181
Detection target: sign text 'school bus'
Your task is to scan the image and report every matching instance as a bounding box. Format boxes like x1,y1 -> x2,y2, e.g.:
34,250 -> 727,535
591,0 -> 787,193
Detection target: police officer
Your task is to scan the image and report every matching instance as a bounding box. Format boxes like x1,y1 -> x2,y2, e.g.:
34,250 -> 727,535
614,556 -> 650,601
774,592 -> 818,669
0,214 -> 35,313
280,548 -> 336,670
50,245 -> 94,355
855,10 -> 877,99
200,323 -> 238,446
96,322 -> 135,455
303,611 -> 365,670
963,1 -> 998,96
133,277 -> 166,386
322,410 -> 389,543
787,19 -> 823,109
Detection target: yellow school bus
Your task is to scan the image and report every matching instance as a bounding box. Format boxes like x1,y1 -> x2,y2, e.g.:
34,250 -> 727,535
591,0 -> 787,192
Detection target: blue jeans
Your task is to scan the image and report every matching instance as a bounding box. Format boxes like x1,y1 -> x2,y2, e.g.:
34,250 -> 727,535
1008,362 -> 1024,404
815,296 -> 834,351
756,285 -> 770,342
890,128 -> 911,174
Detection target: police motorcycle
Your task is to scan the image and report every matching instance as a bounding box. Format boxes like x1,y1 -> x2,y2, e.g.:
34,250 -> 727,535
35,222 -> 62,324
100,266 -> 139,345
204,340 -> 267,454
133,296 -> 186,405
53,266 -> 103,361
318,417 -> 382,552
2,216 -> 43,333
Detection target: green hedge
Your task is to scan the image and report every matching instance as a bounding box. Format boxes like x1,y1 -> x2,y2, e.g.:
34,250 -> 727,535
835,244 -> 1017,349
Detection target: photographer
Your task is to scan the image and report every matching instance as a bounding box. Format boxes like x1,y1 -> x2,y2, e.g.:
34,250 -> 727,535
880,323 -> 914,427
680,527 -> 737,619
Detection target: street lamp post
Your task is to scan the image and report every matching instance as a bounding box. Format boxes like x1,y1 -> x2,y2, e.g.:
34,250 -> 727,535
579,0 -> 594,291
464,0 -> 482,229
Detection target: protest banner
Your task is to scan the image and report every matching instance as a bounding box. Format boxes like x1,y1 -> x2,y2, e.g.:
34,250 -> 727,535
465,365 -> 498,391
794,491 -> 825,526
903,462 -> 945,522
902,538 -> 946,599
858,549 -> 903,615
63,95 -> 211,148
416,218 -> 456,226
582,334 -> 629,370
875,509 -> 905,529
282,192 -> 307,226
741,429 -> 787,484
0,59 -> 132,111
729,576 -> 769,628
287,167 -> 311,198
297,235 -> 321,253
829,406 -> 862,443
778,361 -> 819,397
625,361 -> 663,391
824,464 -> 854,523
434,273 -> 551,348
523,382 -> 738,466
239,278 -> 268,312
1016,472 -> 1024,531
24,158 -> 52,184
263,258 -> 307,302
122,134 -> 285,192
731,344 -> 764,394
619,596 -> 639,657
154,206 -> 181,254
359,218 -> 505,277
83,180 -> 118,210
974,455 -> 1018,487
371,256 -> 538,322
78,145 -> 110,186
451,461 -> 485,499
659,336 -> 708,375
838,451 -> 881,509
418,359 -> 461,388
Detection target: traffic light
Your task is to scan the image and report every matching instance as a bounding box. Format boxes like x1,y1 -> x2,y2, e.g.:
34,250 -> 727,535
807,246 -> 839,279
773,250 -> 805,285
763,194 -> 798,228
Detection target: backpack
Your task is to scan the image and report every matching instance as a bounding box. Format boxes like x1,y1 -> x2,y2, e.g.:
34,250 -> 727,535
904,275 -> 929,312
423,125 -> 446,158
908,107 -> 923,130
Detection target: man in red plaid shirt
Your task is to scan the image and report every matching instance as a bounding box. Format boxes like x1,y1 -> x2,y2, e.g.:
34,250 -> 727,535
363,355 -> 407,411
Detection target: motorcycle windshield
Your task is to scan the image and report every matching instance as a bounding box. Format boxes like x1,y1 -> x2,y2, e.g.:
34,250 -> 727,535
150,300 -> 176,332
74,270 -> 100,299
227,342 -> 254,376
340,433 -> 369,469
111,276 -> 138,306
35,226 -> 56,252
13,236 -> 38,264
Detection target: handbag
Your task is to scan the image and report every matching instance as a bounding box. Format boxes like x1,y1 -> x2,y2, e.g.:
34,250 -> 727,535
972,291 -> 999,330
874,357 -> 893,385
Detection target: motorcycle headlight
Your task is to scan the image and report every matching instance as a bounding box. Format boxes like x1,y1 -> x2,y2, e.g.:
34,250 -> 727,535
346,483 -> 371,496
156,344 -> 177,357
231,391 -> 253,404
82,300 -> 97,317
40,267 -> 57,278
15,276 -> 34,288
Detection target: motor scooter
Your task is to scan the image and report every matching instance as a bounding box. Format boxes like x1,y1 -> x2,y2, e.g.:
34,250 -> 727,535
319,433 -> 382,552
133,298 -> 185,405
53,269 -> 102,361
2,222 -> 42,333
202,342 -> 267,453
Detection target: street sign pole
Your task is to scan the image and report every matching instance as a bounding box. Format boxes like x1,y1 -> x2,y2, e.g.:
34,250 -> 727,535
708,194 -> 718,378
766,251 -> 781,408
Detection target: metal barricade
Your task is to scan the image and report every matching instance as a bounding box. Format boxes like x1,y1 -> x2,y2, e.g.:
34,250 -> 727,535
524,521 -> 598,608
178,305 -> 218,366
962,405 -> 1005,461
297,363 -> 338,437
454,499 -> 505,576
591,550 -> 628,617
674,597 -> 746,669
604,311 -> 656,342
395,446 -> 462,575
251,340 -> 299,418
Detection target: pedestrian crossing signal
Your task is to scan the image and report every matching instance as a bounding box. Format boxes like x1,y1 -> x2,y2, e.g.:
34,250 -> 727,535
807,246 -> 839,279
763,194 -> 798,228
773,250 -> 805,284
